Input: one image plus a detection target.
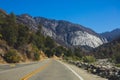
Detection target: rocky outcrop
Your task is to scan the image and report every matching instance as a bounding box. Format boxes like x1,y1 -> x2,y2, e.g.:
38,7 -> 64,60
69,31 -> 104,48
17,14 -> 107,48
17,14 -> 38,30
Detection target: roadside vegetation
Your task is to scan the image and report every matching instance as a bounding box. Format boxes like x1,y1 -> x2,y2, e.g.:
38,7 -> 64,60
4,49 -> 21,63
82,55 -> 96,63
93,38 -> 120,67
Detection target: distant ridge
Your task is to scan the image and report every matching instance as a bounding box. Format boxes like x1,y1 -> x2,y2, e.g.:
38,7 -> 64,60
101,28 -> 120,41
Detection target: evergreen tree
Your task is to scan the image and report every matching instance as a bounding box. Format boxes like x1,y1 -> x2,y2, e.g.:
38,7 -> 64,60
16,24 -> 30,48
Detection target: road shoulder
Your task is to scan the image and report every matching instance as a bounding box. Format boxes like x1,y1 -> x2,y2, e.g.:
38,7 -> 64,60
61,60 -> 108,80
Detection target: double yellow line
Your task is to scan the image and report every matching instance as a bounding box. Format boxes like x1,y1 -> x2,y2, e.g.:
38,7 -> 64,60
21,61 -> 51,80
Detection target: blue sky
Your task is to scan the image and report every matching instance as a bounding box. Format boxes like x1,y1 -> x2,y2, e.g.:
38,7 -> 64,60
0,0 -> 120,33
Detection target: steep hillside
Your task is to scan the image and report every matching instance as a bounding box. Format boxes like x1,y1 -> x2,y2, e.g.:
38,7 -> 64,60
0,9 -> 56,63
17,14 -> 107,48
93,37 -> 120,59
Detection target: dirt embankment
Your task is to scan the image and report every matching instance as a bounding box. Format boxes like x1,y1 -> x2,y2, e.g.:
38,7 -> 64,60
0,41 -> 47,64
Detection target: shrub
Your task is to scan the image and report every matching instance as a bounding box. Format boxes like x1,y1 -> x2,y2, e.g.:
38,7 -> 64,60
45,49 -> 54,58
4,49 -> 21,63
82,56 -> 96,63
0,34 -> 2,39
114,53 -> 120,64
34,52 -> 40,61
115,64 -> 120,67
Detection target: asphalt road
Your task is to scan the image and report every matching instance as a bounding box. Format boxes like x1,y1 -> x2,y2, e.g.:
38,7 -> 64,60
0,62 -> 38,71
0,59 -> 107,80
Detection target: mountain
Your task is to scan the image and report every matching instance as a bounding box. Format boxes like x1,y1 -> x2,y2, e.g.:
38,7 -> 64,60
17,14 -> 107,48
101,28 -> 120,42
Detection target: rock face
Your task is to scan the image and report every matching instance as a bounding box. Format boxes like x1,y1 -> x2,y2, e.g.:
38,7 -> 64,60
17,14 -> 107,48
101,28 -> 120,41
17,14 -> 38,30
69,31 -> 105,48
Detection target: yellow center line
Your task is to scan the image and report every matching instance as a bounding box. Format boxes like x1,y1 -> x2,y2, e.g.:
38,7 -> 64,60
20,61 -> 51,80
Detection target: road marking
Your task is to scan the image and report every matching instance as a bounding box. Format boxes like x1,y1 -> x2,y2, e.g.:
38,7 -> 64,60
57,60 -> 84,80
20,61 -> 51,80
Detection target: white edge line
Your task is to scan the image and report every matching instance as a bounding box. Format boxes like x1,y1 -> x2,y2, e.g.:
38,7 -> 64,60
57,60 -> 84,80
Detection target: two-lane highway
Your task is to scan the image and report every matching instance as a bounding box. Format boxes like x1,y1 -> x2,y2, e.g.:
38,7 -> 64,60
0,59 -> 107,80
29,60 -> 80,80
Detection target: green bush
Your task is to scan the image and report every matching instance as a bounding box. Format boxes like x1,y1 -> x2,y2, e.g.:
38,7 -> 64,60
45,49 -> 54,58
34,53 -> 40,61
114,53 -> 120,64
82,56 -> 96,63
4,49 -> 21,63
115,64 -> 120,67
0,34 -> 2,39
